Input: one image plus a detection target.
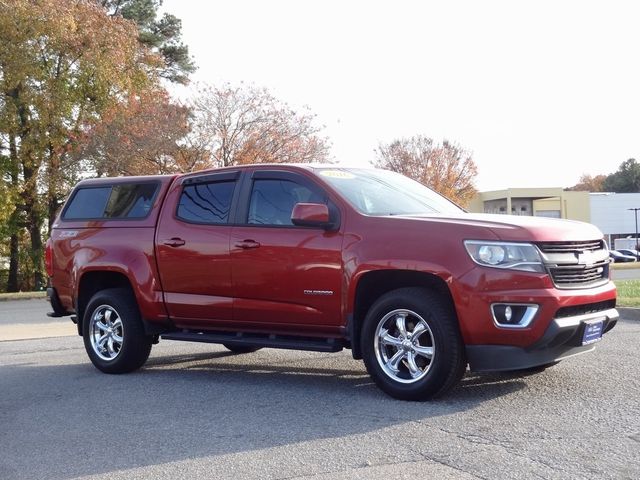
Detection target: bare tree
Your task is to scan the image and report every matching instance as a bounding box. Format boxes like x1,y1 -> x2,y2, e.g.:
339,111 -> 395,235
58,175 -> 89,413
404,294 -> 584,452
188,84 -> 330,167
375,136 -> 477,206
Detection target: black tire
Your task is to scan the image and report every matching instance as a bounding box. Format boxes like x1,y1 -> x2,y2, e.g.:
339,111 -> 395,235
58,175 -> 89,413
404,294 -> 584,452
361,287 -> 466,401
82,287 -> 152,374
222,344 -> 262,354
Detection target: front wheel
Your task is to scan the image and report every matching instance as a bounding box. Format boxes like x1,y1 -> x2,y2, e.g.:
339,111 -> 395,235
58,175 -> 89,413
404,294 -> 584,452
361,288 -> 466,401
83,288 -> 152,374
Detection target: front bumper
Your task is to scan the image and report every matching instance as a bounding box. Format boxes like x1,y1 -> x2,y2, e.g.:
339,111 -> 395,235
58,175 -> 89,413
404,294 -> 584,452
466,307 -> 619,372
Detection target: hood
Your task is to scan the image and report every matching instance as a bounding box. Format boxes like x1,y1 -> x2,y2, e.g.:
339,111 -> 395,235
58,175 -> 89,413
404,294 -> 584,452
393,212 -> 604,243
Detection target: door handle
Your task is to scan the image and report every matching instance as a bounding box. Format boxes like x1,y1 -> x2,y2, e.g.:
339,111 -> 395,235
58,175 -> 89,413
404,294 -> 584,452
234,240 -> 261,249
163,238 -> 186,247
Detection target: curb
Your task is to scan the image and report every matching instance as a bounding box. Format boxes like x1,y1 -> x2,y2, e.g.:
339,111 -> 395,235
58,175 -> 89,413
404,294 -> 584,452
0,321 -> 76,342
618,307 -> 640,321
0,292 -> 47,302
610,264 -> 640,271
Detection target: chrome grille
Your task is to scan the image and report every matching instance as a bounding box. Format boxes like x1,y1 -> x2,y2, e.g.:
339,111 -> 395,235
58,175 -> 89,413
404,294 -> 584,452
536,240 -> 609,289
548,262 -> 609,287
537,240 -> 604,253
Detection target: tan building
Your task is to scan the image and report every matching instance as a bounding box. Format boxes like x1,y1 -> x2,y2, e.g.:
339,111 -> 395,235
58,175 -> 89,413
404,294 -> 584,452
468,188 -> 590,222
469,189 -> 640,247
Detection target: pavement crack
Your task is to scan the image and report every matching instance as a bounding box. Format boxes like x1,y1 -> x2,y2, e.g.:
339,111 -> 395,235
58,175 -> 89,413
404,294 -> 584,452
435,427 -> 587,478
415,451 -> 489,480
438,427 -> 512,450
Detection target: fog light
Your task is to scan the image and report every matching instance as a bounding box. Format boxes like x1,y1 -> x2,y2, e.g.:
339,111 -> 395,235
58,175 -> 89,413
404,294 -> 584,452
491,304 -> 539,328
504,306 -> 513,322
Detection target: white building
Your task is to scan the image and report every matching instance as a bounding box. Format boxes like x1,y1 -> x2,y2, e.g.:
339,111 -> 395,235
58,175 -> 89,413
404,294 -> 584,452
589,192 -> 640,247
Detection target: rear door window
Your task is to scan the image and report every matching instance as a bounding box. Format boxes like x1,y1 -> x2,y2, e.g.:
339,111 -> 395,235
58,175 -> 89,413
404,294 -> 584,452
177,181 -> 236,224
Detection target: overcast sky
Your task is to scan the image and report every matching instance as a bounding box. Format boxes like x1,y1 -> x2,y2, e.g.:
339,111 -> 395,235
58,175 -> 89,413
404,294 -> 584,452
163,0 -> 640,191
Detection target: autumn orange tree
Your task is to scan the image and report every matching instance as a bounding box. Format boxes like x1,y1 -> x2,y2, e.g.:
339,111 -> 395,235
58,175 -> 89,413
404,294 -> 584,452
375,136 -> 478,207
0,0 -> 168,290
566,174 -> 607,192
188,84 -> 330,167
77,89 -> 209,176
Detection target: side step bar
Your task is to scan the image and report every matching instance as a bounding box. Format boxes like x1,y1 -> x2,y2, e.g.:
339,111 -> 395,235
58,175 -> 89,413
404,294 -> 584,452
161,330 -> 344,353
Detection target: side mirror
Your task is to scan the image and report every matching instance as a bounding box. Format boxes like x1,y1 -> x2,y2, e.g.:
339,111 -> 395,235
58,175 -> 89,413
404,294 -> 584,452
291,203 -> 332,229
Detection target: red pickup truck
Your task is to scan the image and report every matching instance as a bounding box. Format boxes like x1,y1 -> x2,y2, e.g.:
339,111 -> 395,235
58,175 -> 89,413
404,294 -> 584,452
45,164 -> 618,400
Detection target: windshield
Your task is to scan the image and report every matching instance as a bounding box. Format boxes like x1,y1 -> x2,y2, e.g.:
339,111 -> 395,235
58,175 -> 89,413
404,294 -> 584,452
317,168 -> 464,216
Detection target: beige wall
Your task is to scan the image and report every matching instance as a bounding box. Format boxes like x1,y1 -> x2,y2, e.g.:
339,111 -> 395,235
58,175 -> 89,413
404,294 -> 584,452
532,197 -> 561,216
561,191 -> 590,222
470,189 -> 591,222
467,196 -> 484,213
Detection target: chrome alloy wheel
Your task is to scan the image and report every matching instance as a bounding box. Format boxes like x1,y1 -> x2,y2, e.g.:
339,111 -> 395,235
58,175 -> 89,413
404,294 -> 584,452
89,305 -> 124,361
374,309 -> 435,384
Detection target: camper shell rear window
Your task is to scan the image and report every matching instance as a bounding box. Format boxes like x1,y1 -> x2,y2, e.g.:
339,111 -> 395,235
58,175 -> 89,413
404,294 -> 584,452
62,182 -> 160,220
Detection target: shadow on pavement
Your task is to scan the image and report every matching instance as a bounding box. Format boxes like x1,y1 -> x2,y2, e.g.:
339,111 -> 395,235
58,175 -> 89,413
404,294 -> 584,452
0,345 -> 528,480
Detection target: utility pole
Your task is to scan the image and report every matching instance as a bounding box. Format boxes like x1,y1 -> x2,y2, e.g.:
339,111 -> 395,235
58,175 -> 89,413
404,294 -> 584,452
628,208 -> 640,260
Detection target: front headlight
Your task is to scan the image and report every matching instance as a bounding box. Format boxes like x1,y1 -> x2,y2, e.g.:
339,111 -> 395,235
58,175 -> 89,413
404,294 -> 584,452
464,240 -> 546,273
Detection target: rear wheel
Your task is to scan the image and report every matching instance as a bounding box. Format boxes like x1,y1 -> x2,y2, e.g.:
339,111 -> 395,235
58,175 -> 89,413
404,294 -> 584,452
223,344 -> 262,354
83,288 -> 152,374
361,287 -> 466,401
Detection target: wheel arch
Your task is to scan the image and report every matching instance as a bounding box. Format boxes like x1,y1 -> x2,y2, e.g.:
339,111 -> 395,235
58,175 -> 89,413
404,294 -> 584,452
349,269 -> 457,359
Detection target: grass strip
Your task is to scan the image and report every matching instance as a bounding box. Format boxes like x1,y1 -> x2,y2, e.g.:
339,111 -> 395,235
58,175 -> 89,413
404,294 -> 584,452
613,279 -> 640,307
0,291 -> 47,302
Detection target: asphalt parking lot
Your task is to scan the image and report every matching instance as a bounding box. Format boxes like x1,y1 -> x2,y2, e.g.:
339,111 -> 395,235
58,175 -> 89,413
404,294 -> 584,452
1,299 -> 639,480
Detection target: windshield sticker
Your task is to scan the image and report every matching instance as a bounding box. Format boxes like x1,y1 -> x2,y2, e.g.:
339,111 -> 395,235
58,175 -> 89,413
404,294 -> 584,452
320,170 -> 355,179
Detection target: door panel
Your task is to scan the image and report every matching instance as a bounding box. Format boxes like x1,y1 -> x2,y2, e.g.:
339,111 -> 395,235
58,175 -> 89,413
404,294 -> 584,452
231,226 -> 343,329
156,174 -> 237,327
231,172 -> 344,332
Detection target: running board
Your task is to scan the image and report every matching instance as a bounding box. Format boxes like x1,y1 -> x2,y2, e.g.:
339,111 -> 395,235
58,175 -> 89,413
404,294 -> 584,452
161,330 -> 344,353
